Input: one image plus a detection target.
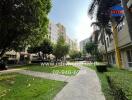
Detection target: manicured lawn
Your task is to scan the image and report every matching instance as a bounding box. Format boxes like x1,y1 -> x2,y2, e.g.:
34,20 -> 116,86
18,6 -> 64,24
85,64 -> 132,100
106,69 -> 132,100
84,64 -> 114,100
12,65 -> 80,76
0,73 -> 66,100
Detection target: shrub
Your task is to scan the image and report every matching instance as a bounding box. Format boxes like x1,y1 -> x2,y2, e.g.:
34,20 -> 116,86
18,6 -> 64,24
107,72 -> 132,100
96,64 -> 107,72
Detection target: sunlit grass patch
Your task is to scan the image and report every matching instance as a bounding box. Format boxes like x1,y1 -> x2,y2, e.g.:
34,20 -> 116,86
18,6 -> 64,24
0,73 -> 66,100
13,65 -> 80,76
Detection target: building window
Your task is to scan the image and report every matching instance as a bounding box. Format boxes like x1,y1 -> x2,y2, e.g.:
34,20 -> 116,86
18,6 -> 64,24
117,22 -> 123,32
108,54 -> 112,64
127,50 -> 132,67
107,37 -> 109,47
112,53 -> 116,64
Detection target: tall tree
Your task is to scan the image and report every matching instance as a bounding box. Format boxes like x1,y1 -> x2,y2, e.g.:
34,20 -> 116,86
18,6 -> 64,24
69,50 -> 82,60
53,35 -> 69,65
88,0 -> 124,65
85,42 -> 98,62
28,38 -> 53,62
91,22 -> 112,64
40,38 -> 53,61
85,42 -> 102,62
0,0 -> 52,58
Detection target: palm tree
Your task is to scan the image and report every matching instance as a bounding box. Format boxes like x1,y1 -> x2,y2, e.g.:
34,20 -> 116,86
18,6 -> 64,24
88,0 -> 124,65
88,0 -> 122,25
91,22 -> 112,64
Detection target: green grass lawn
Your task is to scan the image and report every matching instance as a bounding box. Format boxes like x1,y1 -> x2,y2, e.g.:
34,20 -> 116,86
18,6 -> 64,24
12,65 -> 80,76
84,64 -> 132,100
0,73 -> 66,100
84,64 -> 114,100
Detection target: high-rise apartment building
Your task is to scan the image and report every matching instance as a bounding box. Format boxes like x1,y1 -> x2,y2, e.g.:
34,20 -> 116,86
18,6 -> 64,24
48,22 -> 59,44
49,21 -> 78,50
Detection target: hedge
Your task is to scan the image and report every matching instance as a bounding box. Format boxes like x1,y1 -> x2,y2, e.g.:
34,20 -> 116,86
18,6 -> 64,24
107,71 -> 132,100
96,64 -> 107,72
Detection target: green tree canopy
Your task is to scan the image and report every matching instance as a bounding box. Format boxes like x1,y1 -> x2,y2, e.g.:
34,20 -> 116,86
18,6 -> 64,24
85,42 -> 97,56
88,0 -> 123,26
53,35 -> 69,60
85,42 -> 102,61
69,50 -> 82,60
0,0 -> 52,57
28,38 -> 53,61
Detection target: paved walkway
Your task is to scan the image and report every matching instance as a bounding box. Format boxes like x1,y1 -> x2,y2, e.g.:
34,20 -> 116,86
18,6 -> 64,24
0,69 -> 23,74
16,70 -> 72,82
54,64 -> 105,100
0,69 -> 71,82
0,64 -> 105,100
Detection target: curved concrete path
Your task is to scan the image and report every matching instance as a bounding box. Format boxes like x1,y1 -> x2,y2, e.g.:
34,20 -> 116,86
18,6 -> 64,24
0,69 -> 71,82
54,64 -> 105,100
16,70 -> 71,82
0,63 -> 105,100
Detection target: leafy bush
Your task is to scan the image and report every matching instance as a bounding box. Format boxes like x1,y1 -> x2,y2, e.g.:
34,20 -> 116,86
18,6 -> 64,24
69,50 -> 82,60
107,71 -> 132,100
96,64 -> 107,72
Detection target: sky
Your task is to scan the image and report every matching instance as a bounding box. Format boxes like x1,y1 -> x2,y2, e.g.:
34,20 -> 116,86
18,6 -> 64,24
49,0 -> 93,43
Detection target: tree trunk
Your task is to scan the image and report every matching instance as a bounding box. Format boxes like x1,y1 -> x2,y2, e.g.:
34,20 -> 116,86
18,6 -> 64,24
0,49 -> 6,59
38,52 -> 41,59
92,54 -> 94,63
64,56 -> 66,66
103,28 -> 109,65
48,55 -> 51,66
54,57 -> 57,65
42,54 -> 44,62
38,52 -> 43,62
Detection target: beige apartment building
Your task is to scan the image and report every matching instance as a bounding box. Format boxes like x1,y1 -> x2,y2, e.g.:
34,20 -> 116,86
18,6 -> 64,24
98,18 -> 132,68
49,21 -> 59,44
49,21 -> 77,50
56,23 -> 67,39
48,22 -> 67,44
98,0 -> 132,68
4,50 -> 20,63
3,49 -> 30,64
3,21 -> 78,63
66,35 -> 78,51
